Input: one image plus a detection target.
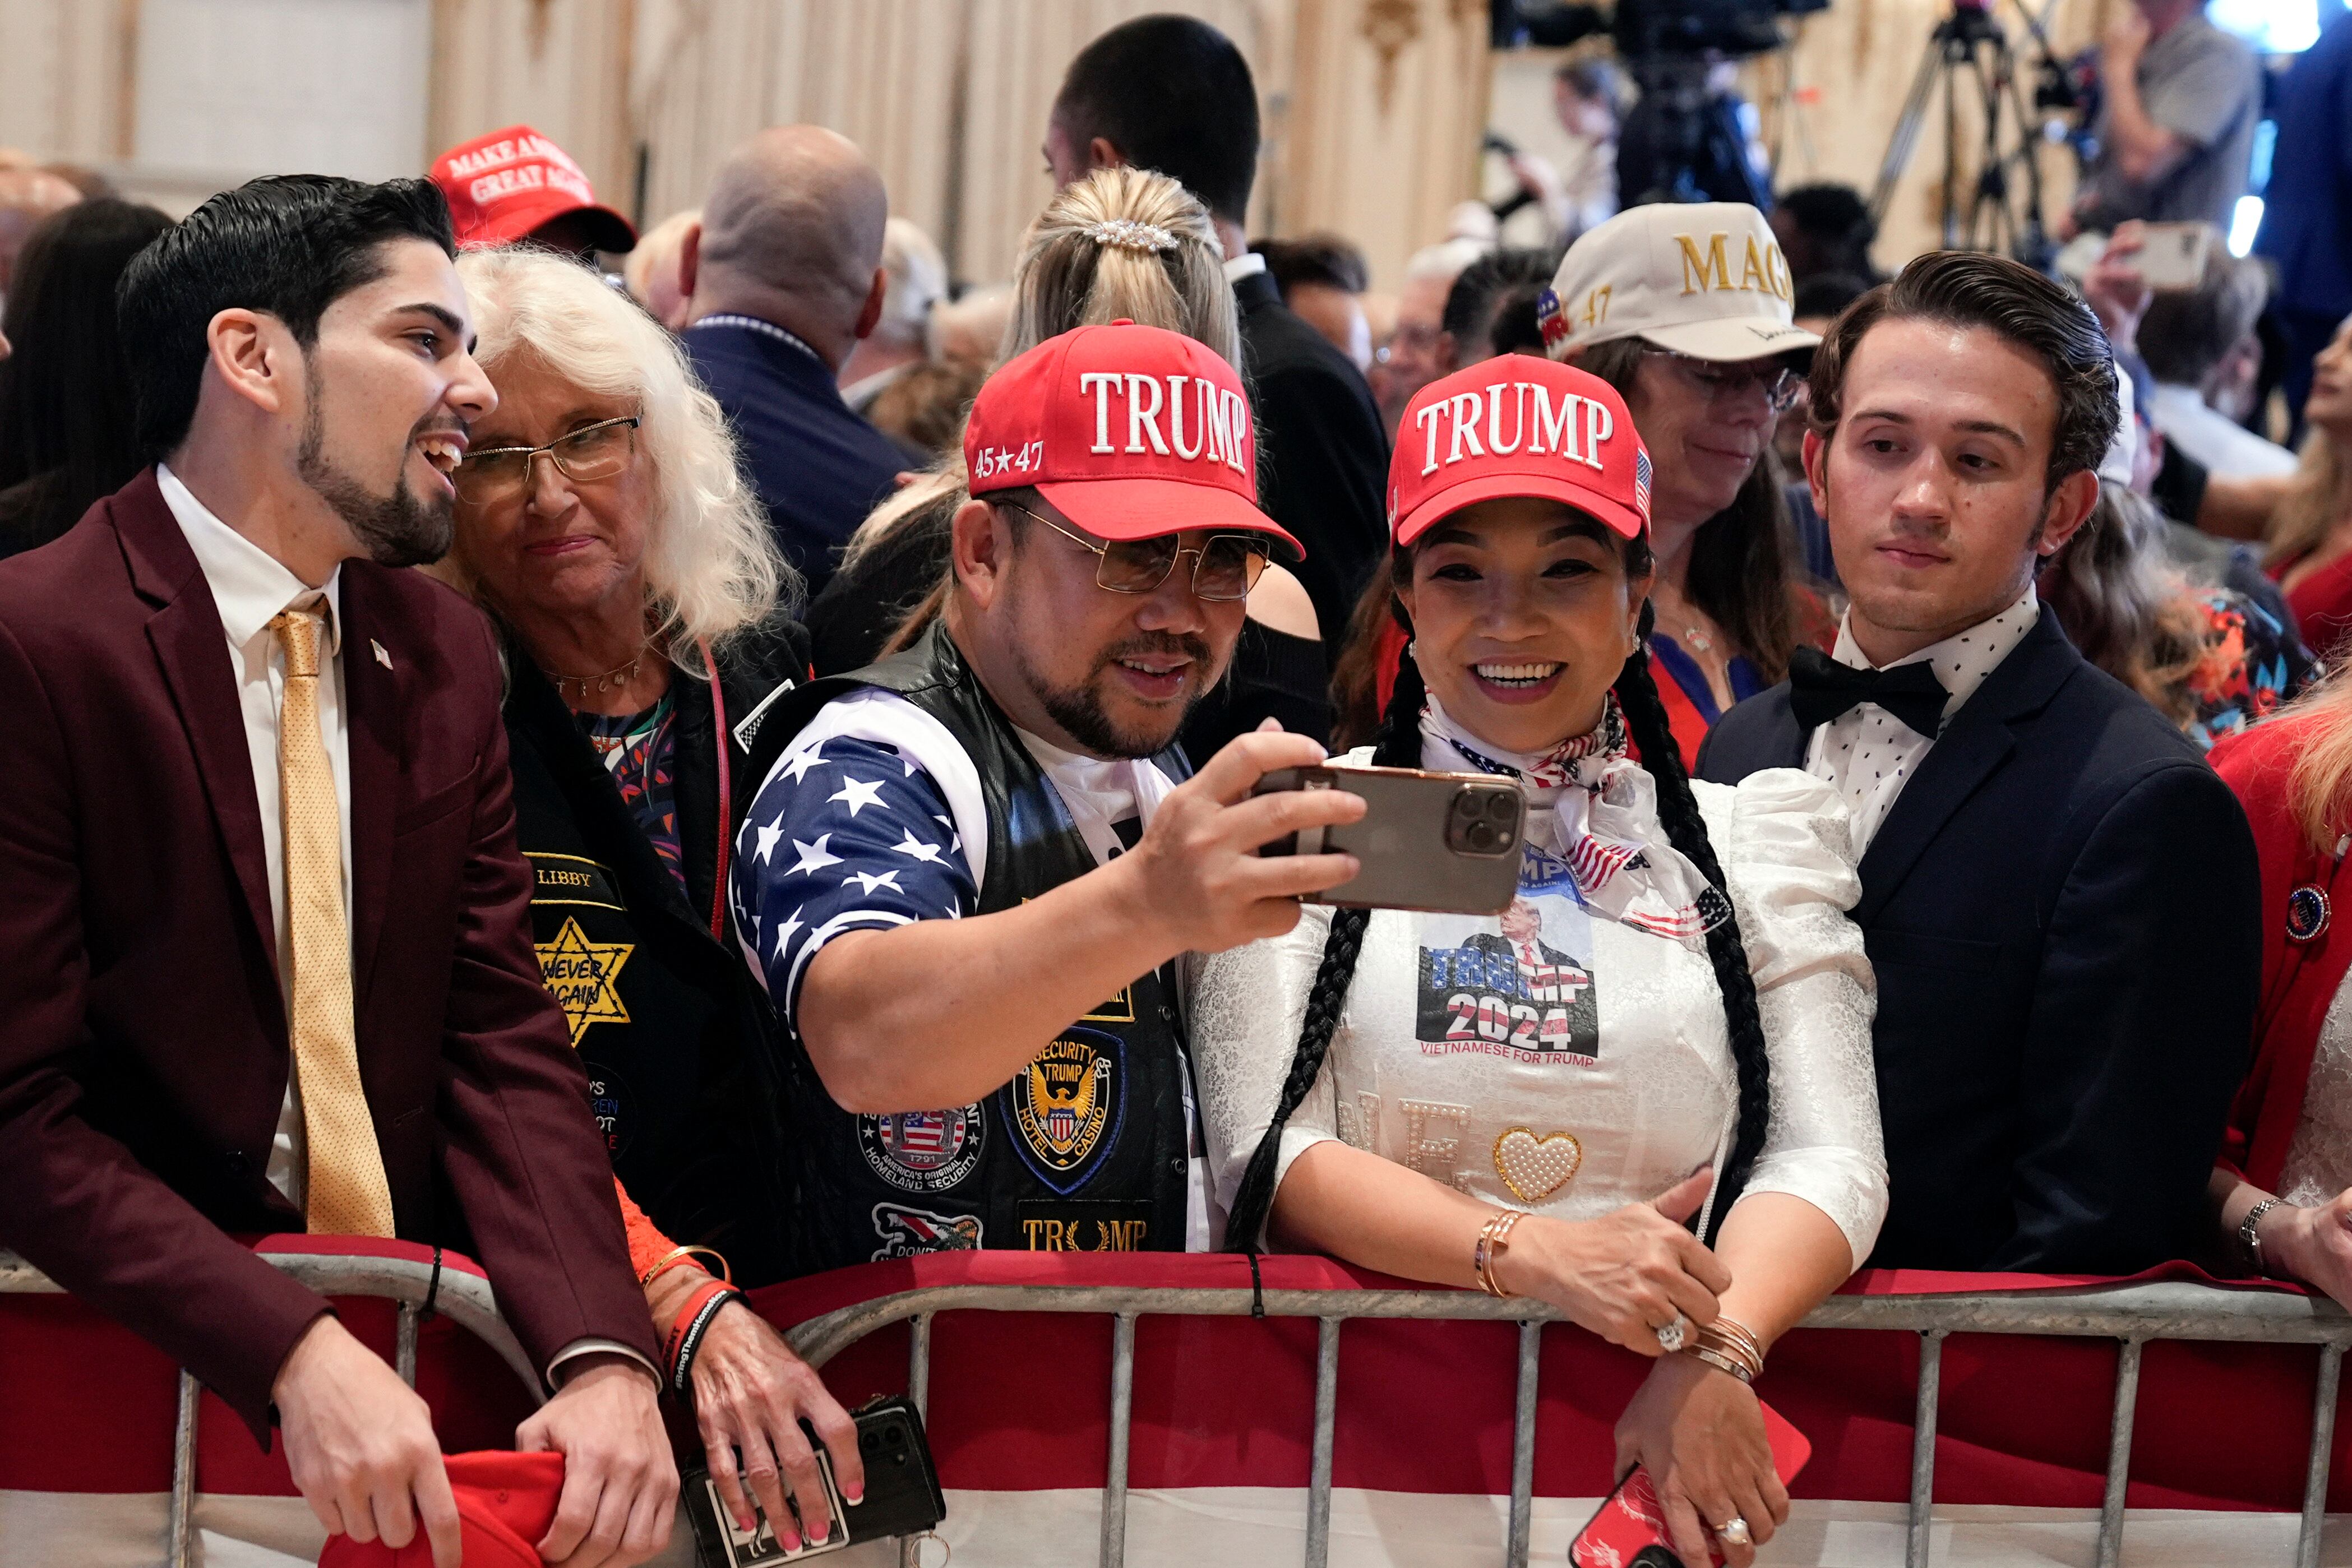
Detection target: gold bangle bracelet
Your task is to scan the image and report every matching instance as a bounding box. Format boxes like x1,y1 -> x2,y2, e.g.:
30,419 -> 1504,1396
1474,1209 -> 1526,1298
639,1243 -> 731,1289
1684,1344 -> 1757,1384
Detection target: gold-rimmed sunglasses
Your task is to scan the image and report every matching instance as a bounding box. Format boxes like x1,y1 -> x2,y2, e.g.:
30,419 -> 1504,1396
999,499 -> 1270,603
452,415 -> 641,505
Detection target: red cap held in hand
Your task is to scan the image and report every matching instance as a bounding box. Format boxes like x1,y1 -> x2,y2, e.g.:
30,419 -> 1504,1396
431,124 -> 637,253
318,1450 -> 565,1568
963,320 -> 1302,557
1387,357 -> 1651,548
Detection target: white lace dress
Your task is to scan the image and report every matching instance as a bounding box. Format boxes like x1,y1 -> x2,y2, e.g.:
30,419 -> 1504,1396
1193,720 -> 1888,1262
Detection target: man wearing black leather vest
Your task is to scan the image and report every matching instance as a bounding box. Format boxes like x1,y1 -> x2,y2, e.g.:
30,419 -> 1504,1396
731,321 -> 1366,1273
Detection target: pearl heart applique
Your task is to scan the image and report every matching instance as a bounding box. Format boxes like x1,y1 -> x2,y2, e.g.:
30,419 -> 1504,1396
1493,1127 -> 1584,1204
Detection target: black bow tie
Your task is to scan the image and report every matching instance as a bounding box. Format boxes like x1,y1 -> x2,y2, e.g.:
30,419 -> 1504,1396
1788,645 -> 1950,738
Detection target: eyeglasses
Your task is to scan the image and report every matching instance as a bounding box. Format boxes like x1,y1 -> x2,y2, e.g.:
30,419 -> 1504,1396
1001,501 -> 1270,603
452,415 -> 641,505
1644,348 -> 1804,414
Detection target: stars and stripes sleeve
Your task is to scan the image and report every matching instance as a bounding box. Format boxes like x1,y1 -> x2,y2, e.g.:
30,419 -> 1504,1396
729,736 -> 977,1033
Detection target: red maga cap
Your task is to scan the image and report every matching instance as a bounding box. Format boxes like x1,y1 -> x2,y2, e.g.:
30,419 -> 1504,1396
963,320 -> 1302,557
318,1450 -> 564,1568
1387,357 -> 1651,547
431,124 -> 637,253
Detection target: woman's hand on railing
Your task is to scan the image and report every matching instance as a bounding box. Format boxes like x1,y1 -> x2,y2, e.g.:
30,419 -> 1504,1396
689,1300 -> 867,1552
2267,1190 -> 2352,1307
1489,1170 -> 1731,1354
1613,1353 -> 1789,1568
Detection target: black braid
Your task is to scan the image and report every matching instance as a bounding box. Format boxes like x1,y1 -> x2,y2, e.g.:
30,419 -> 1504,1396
1222,609 -> 1426,1250
1612,602 -> 1772,1241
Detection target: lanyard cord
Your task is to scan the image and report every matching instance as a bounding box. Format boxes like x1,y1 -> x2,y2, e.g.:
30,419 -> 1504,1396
700,639 -> 731,942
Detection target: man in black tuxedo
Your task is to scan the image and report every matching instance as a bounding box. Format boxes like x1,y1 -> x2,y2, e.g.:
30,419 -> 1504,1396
1698,252 -> 2259,1274
1046,15 -> 1390,658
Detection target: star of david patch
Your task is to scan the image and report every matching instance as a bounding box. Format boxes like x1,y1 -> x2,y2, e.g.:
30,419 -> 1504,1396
534,916 -> 634,1046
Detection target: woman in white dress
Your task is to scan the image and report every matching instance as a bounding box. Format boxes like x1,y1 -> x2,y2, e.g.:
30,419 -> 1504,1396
1194,355 -> 1886,1567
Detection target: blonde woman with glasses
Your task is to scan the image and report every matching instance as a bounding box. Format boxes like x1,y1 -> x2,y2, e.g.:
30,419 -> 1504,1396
802,165 -> 1329,761
445,246 -> 858,1553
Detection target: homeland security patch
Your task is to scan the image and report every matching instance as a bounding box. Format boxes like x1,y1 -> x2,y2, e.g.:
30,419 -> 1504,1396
858,1105 -> 985,1193
534,916 -> 633,1045
871,1202 -> 984,1261
1007,1026 -> 1123,1193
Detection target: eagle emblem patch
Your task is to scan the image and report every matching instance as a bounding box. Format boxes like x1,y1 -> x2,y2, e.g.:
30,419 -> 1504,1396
534,916 -> 633,1045
859,1104 -> 985,1192
1008,1026 -> 1122,1192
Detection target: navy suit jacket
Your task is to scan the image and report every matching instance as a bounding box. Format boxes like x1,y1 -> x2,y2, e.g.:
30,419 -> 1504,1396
684,318 -> 908,595
1697,611 -> 2261,1274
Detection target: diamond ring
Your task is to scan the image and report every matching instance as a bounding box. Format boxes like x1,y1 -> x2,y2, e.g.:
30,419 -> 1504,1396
1653,1312 -> 1688,1353
1717,1516 -> 1753,1548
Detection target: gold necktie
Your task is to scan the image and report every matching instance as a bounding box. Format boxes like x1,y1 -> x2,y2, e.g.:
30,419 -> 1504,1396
270,607 -> 395,1238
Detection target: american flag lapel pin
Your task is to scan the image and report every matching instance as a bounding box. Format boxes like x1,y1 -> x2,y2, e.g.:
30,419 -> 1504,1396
372,639 -> 392,670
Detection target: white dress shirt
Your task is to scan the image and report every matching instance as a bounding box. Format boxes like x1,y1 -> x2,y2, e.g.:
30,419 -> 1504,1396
158,464 -> 350,1214
1223,251 -> 1268,284
1803,587 -> 2041,854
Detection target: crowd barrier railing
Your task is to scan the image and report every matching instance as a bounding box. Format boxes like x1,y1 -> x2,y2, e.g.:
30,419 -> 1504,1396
779,1271 -> 2352,1568
8,1251 -> 2348,1568
0,1245 -> 542,1568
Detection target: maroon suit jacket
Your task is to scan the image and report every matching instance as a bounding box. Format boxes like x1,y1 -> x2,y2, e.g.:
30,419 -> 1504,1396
0,469 -> 659,1439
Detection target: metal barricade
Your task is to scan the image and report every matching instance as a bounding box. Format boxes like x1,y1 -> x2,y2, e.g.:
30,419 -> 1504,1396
0,1248 -> 542,1568
8,1255 -> 2348,1568
782,1276 -> 2352,1568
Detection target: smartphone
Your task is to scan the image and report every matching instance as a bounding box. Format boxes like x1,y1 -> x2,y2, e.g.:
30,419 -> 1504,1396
1570,1400 -> 1813,1568
684,1396 -> 946,1566
1254,764 -> 1525,915
2131,221 -> 2213,292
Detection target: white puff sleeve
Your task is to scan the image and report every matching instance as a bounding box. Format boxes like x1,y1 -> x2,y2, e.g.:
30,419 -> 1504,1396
1189,901 -> 1345,1242
1698,767 -> 1888,1269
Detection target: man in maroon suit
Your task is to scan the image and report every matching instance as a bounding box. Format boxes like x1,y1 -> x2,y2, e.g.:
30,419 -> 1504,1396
0,175 -> 676,1568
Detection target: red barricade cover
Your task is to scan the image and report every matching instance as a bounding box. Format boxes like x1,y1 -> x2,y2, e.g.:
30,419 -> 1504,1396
0,1241 -> 2328,1512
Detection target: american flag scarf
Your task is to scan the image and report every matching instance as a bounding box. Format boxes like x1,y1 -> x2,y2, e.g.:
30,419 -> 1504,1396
1422,695 -> 1731,943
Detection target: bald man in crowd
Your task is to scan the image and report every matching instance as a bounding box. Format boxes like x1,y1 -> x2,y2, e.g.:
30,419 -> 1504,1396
678,125 -> 908,591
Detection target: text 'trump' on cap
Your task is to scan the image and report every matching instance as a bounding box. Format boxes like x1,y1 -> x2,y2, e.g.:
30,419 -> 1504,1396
1388,355 -> 1652,548
962,320 -> 1303,559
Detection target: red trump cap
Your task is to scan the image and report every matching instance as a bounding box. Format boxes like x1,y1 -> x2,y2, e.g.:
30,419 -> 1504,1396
963,320 -> 1302,557
1387,357 -> 1651,548
431,124 -> 637,253
317,1450 -> 565,1568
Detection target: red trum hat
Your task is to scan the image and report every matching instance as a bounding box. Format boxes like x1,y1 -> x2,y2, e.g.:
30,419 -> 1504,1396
1388,357 -> 1651,548
431,124 -> 637,252
317,1450 -> 565,1568
963,320 -> 1303,559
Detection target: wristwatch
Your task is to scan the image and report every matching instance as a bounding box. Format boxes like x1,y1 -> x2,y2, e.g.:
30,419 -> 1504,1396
2240,1196 -> 2283,1275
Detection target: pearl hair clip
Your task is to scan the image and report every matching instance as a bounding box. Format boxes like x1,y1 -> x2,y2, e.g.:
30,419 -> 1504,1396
1083,217 -> 1180,254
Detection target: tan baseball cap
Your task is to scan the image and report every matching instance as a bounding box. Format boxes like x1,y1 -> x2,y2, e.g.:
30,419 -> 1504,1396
1538,201 -> 1819,364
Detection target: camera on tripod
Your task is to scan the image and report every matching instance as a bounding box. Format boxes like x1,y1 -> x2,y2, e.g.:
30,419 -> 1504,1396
1611,0 -> 1828,62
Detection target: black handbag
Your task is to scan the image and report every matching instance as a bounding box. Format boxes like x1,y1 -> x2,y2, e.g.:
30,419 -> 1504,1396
683,1395 -> 946,1565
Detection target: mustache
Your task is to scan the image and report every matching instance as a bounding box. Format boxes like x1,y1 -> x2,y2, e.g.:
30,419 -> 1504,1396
1092,632 -> 1213,672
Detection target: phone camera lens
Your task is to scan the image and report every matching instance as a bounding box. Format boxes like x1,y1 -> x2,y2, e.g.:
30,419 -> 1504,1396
1485,793 -> 1517,822
1466,821 -> 1495,852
